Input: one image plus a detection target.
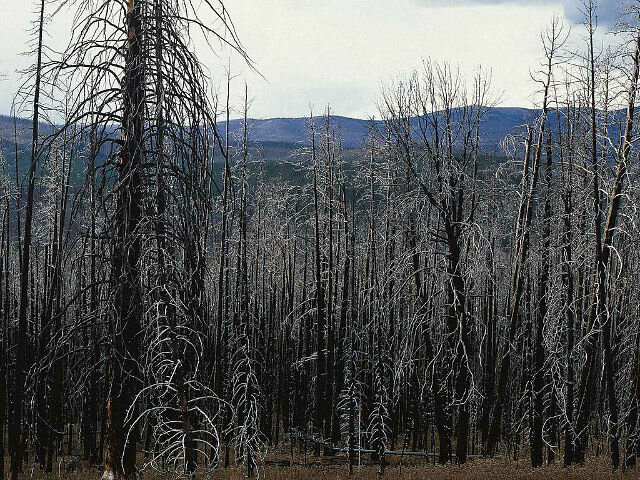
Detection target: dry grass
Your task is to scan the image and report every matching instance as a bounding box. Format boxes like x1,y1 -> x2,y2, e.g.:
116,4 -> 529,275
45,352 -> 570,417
4,452 -> 640,480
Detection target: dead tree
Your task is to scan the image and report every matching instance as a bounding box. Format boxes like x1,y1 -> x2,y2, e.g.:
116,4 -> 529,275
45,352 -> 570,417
575,12 -> 640,469
8,1 -> 46,479
487,17 -> 566,457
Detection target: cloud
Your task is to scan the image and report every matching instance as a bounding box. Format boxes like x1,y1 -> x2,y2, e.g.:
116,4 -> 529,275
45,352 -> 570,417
563,0 -> 623,25
1,0 -> 619,118
416,0 -> 621,25
219,0 -> 559,117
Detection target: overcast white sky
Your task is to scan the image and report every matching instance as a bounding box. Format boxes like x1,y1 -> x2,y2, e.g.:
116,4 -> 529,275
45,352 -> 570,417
0,0 -> 620,119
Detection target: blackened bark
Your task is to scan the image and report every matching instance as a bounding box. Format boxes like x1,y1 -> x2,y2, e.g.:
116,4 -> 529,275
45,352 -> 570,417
102,0 -> 145,477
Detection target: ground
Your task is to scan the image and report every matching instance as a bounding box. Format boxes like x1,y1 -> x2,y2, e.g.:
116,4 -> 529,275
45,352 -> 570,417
3,449 -> 639,479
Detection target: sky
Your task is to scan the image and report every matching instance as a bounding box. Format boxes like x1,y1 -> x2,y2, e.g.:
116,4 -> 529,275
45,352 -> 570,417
0,0 -> 622,119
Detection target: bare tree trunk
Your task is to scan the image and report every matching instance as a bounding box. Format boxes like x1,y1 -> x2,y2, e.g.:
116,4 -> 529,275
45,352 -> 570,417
9,2 -> 45,479
531,133 -> 553,468
311,115 -> 327,452
214,76 -> 232,402
626,327 -> 640,468
575,17 -> 640,469
486,126 -> 535,456
324,111 -> 336,454
562,101 -> 576,468
102,0 -> 145,477
0,201 -> 7,480
487,19 -> 561,452
88,117 -> 100,466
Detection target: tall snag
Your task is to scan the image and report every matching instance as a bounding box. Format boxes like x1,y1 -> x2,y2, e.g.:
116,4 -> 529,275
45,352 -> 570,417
9,1 -> 45,478
486,17 -> 565,456
574,13 -> 640,469
102,0 -> 145,477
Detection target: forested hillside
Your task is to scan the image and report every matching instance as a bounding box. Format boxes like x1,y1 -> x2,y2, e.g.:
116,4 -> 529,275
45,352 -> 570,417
2,1 -> 640,480
217,107 -> 541,150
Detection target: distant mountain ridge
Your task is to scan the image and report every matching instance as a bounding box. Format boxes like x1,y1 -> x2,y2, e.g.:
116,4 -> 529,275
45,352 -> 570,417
221,107 -> 542,151
2,107 -> 596,154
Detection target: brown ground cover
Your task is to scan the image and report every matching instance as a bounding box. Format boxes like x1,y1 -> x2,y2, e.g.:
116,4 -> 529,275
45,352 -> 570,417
4,450 -> 639,480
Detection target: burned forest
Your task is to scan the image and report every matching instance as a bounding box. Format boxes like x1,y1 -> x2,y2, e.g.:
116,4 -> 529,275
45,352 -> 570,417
2,0 -> 640,479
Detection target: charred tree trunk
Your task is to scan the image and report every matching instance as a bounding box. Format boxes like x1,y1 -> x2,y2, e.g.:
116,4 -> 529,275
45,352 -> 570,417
311,117 -> 327,452
9,2 -> 45,479
102,0 -> 145,477
531,133 -> 553,468
575,17 -> 640,469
